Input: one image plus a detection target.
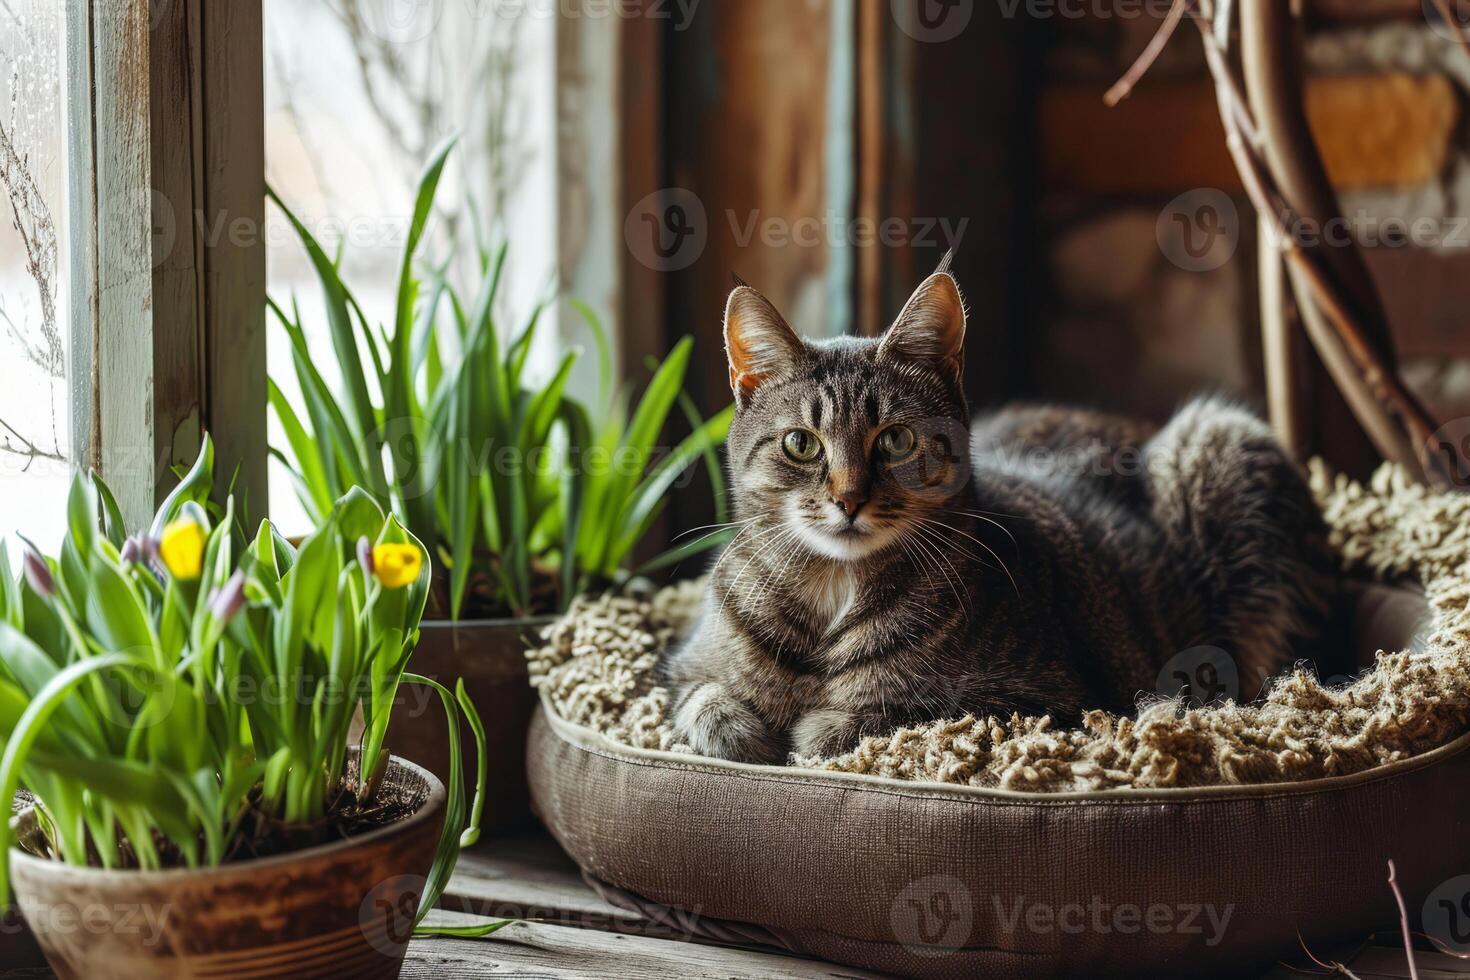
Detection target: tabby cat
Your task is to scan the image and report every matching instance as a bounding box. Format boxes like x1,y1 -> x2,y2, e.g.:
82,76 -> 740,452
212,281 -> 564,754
657,262 -> 1334,763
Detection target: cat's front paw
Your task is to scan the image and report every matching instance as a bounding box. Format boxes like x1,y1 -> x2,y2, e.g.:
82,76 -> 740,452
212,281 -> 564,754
672,682 -> 782,764
790,708 -> 862,759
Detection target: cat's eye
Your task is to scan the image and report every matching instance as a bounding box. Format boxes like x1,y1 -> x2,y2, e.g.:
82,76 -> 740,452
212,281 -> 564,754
782,429 -> 822,462
877,425 -> 917,460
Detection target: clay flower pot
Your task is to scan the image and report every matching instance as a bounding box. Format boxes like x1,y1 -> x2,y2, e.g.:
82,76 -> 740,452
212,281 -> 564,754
383,617 -> 553,835
8,757 -> 445,980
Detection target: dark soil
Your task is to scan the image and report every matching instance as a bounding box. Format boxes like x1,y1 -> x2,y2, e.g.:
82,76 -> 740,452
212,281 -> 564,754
425,558 -> 570,621
20,778 -> 420,871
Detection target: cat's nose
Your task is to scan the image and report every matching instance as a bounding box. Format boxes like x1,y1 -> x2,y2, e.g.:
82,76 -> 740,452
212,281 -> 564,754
831,490 -> 868,521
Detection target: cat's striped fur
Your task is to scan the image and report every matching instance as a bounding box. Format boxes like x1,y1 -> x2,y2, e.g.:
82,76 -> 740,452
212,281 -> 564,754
657,268 -> 1334,763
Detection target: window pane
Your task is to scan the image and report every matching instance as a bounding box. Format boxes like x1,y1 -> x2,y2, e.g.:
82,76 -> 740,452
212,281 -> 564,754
0,0 -> 71,558
264,0 -> 532,535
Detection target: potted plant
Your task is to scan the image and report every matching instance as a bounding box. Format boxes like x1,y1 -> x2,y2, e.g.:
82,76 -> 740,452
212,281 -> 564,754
268,140 -> 730,831
1,440 -> 494,978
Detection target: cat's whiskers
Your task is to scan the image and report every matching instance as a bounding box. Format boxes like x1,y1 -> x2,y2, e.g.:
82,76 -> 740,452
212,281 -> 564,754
749,529 -> 810,612
671,517 -> 760,543
948,509 -> 1021,551
918,516 -> 1022,599
909,519 -> 992,569
900,523 -> 967,612
889,539 -> 944,636
706,518 -> 761,577
720,522 -> 801,615
671,520 -> 762,565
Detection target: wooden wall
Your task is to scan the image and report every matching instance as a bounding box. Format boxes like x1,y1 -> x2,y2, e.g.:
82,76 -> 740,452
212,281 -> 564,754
619,1 -> 1038,551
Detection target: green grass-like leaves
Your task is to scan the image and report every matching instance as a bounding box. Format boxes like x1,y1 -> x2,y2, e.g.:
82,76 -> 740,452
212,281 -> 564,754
268,142 -> 730,619
0,441 -> 483,921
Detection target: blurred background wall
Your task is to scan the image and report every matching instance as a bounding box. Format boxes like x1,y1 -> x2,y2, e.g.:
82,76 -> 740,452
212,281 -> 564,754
255,0 -> 1470,539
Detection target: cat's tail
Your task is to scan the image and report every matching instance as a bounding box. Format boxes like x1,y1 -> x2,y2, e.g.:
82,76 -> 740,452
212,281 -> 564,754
1143,394 -> 1338,698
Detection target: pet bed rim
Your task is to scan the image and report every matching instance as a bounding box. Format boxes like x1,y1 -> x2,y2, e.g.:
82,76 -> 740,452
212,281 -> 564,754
534,689 -> 1470,804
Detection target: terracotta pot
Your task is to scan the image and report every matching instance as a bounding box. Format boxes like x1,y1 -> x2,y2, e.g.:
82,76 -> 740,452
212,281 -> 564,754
384,616 -> 553,835
9,757 -> 445,980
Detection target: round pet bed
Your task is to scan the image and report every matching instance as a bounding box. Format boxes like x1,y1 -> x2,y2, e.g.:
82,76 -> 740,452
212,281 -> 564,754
524,464 -> 1470,978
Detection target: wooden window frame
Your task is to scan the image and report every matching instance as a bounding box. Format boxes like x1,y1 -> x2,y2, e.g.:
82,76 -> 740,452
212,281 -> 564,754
66,0 -> 265,529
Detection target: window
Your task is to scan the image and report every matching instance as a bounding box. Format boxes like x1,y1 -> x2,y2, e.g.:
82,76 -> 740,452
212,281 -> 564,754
264,0 -> 543,533
0,0 -> 71,556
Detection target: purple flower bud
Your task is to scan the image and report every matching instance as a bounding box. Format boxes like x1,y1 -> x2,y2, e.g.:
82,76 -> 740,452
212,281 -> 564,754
356,537 -> 375,576
22,549 -> 54,598
141,535 -> 161,565
207,571 -> 247,623
119,536 -> 142,564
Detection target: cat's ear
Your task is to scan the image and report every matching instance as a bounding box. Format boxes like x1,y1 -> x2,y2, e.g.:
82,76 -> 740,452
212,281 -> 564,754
879,270 -> 966,384
724,286 -> 804,405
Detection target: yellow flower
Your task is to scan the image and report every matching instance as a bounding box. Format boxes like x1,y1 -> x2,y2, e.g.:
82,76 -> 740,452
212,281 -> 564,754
371,543 -> 422,590
159,520 -> 206,580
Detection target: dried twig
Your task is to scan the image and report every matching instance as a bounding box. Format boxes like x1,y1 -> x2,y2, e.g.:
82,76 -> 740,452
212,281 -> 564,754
0,111 -> 63,378
1104,0 -> 1189,107
0,415 -> 63,469
1106,0 -> 1449,484
1293,927 -> 1365,979
1387,861 -> 1421,980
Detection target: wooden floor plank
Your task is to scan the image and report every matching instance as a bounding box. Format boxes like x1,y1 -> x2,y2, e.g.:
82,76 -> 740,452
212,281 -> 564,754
407,912 -> 883,980
440,832 -> 640,928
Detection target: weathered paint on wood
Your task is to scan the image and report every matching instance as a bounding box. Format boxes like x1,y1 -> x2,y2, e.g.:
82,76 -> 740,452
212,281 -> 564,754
66,0 -> 265,527
89,0 -> 158,526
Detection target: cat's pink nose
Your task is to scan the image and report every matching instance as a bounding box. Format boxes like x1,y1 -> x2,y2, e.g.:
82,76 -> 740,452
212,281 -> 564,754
831,490 -> 868,520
